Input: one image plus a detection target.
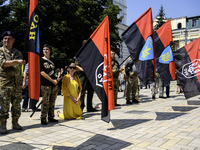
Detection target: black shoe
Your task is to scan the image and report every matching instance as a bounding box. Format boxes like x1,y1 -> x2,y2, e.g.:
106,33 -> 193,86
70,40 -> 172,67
126,100 -> 132,105
166,95 -> 170,98
132,99 -> 139,104
159,96 -> 166,99
41,118 -> 47,125
152,95 -> 155,99
87,108 -> 98,112
48,118 -> 58,122
115,103 -> 121,106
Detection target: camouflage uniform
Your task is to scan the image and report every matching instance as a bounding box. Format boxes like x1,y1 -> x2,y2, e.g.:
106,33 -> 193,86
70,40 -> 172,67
0,46 -> 23,119
41,85 -> 58,118
112,58 -> 120,104
40,57 -> 58,119
124,57 -> 138,102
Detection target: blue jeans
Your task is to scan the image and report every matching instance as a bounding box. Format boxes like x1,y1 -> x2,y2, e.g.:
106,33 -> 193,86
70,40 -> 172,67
22,85 -> 29,109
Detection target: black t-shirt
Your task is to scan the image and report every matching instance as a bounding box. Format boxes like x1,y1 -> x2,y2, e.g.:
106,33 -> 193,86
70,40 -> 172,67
40,57 -> 56,86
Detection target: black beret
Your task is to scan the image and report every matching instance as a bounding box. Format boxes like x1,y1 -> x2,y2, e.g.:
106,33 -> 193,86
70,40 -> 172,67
1,31 -> 15,39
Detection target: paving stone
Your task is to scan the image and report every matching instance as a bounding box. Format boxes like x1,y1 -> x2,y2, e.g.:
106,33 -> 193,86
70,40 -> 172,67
1,81 -> 200,149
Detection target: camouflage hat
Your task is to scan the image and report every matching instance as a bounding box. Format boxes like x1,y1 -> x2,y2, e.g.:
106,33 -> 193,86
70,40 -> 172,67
1,31 -> 15,39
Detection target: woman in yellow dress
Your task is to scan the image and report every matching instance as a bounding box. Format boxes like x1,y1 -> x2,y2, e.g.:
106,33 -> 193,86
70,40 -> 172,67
58,63 -> 84,120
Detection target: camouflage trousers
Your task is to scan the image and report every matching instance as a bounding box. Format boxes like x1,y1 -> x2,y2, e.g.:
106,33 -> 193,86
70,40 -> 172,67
113,78 -> 119,104
0,87 -> 22,119
126,74 -> 138,101
40,85 -> 58,119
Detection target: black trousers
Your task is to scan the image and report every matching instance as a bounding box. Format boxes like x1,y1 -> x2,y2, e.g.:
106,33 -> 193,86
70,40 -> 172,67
79,75 -> 94,111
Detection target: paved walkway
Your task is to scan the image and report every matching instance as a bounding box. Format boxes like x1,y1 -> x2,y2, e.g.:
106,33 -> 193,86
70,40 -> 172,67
0,81 -> 200,150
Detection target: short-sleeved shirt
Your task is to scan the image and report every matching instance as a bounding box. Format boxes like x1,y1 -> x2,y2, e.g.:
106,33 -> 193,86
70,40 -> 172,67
0,46 -> 23,87
40,57 -> 56,86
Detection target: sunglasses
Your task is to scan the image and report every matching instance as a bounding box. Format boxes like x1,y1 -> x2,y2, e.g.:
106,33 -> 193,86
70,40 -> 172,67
69,67 -> 76,69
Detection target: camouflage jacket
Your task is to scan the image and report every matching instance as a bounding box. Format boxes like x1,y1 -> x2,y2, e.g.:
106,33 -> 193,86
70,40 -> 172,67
112,58 -> 120,78
0,46 -> 23,88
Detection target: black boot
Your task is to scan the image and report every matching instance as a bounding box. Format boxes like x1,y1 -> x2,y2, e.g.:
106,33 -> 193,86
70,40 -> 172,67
41,117 -> 47,125
126,100 -> 132,104
48,117 -> 58,122
132,99 -> 139,104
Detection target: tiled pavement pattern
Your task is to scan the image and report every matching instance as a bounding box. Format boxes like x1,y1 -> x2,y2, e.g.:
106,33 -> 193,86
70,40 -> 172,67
0,81 -> 200,150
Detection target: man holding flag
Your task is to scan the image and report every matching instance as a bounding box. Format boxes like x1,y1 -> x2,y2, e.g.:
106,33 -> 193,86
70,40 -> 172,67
121,8 -> 156,88
76,16 -> 114,123
0,31 -> 26,134
154,19 -> 175,98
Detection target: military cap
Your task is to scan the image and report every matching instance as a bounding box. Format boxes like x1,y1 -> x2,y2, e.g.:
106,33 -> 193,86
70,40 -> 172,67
1,31 -> 15,39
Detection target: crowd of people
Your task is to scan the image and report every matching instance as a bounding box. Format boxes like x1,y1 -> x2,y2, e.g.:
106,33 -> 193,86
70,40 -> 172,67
0,31 -> 182,134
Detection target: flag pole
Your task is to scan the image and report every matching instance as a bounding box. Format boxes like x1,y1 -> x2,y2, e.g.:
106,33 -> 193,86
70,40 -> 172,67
119,55 -> 129,66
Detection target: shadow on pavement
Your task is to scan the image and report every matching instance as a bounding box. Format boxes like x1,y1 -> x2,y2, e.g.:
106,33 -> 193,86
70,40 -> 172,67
187,100 -> 200,105
108,119 -> 152,130
0,142 -> 35,150
52,134 -> 131,150
126,110 -> 150,114
82,112 -> 101,118
155,112 -> 187,120
172,106 -> 199,112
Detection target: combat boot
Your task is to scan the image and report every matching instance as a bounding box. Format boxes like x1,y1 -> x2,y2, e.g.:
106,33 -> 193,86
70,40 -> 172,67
12,117 -> 22,130
41,117 -> 47,125
0,119 -> 8,134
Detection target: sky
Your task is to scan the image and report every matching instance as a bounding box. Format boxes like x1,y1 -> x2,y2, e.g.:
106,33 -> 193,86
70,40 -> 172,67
126,0 -> 200,26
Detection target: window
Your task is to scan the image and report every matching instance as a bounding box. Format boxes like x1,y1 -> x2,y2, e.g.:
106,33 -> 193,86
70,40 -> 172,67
174,41 -> 179,51
177,23 -> 182,29
192,19 -> 198,27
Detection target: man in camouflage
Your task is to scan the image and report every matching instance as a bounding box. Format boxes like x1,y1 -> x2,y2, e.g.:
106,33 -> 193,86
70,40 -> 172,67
123,56 -> 139,104
111,51 -> 121,106
0,31 -> 25,134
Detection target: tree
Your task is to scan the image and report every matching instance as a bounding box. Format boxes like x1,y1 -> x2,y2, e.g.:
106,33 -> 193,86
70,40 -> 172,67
154,5 -> 166,31
0,0 -> 12,46
5,0 -> 122,67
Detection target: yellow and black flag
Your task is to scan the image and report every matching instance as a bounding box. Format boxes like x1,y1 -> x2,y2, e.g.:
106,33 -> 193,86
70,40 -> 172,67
154,19 -> 176,86
121,8 -> 156,87
28,0 -> 40,102
76,16 -> 114,123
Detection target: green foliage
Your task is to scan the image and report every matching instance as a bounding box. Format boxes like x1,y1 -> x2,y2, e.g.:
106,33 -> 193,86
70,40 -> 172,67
154,5 -> 166,31
0,0 -> 122,67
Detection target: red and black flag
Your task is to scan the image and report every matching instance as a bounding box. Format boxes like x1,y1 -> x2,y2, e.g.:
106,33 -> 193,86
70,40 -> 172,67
174,37 -> 200,99
28,0 -> 40,102
121,8 -> 156,87
76,16 -> 114,123
154,19 -> 176,86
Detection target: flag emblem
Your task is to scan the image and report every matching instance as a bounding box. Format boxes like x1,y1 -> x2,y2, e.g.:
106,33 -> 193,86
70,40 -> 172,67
95,62 -> 104,87
139,36 -> 154,61
182,59 -> 200,78
159,45 -> 174,64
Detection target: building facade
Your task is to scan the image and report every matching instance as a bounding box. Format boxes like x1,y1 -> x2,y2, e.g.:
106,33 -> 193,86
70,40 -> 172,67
112,0 -> 129,64
171,16 -> 200,50
112,0 -> 127,25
